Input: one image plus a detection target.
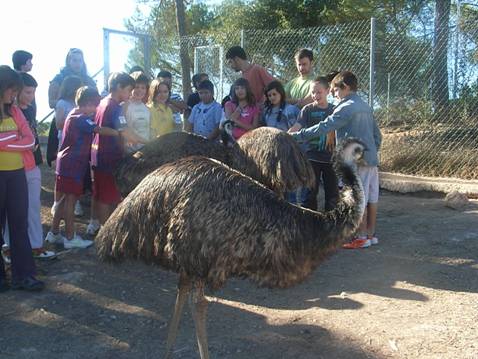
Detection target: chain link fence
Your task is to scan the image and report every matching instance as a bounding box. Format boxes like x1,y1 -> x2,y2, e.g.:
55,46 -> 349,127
180,13 -> 478,180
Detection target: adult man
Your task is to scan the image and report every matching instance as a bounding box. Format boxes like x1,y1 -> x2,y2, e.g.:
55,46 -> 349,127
226,46 -> 274,104
285,48 -> 315,109
157,70 -> 188,131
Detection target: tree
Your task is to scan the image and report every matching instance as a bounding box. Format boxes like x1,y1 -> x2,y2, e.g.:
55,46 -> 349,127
432,0 -> 451,114
175,0 -> 192,97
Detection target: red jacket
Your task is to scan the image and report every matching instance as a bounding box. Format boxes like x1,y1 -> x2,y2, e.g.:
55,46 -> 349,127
0,105 -> 35,170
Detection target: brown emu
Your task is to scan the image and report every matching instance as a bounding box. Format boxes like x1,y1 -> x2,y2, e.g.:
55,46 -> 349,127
97,139 -> 365,359
114,127 -> 315,197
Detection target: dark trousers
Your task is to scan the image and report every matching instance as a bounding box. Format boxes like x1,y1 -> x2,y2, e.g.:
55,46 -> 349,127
0,169 -> 36,281
305,161 -> 339,211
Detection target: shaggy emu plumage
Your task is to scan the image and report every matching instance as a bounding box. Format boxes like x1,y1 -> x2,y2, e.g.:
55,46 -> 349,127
97,139 -> 365,359
114,127 -> 315,197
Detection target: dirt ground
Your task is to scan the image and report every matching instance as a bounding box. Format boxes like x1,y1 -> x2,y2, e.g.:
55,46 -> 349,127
1,163 -> 477,359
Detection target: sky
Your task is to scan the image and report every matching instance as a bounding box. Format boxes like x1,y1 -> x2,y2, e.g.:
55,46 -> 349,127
0,0 -> 151,123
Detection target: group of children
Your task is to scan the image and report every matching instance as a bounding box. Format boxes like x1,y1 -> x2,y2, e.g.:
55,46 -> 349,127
0,45 -> 382,292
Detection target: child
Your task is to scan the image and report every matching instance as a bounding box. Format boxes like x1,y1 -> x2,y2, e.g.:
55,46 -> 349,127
185,72 -> 209,120
184,80 -> 222,140
263,80 -> 299,131
52,75 -> 83,217
45,87 -> 121,248
289,76 -> 338,211
91,72 -> 145,225
291,71 -> 382,249
0,65 -> 43,291
2,73 -> 56,260
223,78 -> 260,140
148,79 -> 175,137
124,71 -> 150,153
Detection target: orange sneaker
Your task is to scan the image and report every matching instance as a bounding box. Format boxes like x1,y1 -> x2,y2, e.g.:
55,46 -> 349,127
342,238 -> 371,249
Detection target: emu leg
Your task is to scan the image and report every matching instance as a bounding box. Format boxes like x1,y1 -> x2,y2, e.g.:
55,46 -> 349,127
164,273 -> 192,359
190,281 -> 209,359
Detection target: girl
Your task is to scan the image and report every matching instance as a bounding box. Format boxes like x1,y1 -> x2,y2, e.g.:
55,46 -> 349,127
224,78 -> 260,140
124,71 -> 151,153
0,65 -> 43,291
263,80 -> 299,131
148,79 -> 175,137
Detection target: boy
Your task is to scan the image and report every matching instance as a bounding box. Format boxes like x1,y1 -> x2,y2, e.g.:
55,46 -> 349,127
285,48 -> 315,109
91,72 -> 145,225
124,71 -> 150,153
2,73 -> 56,261
46,87 -> 120,248
291,71 -> 382,249
289,76 -> 338,211
185,73 -> 209,120
225,46 -> 275,104
184,80 -> 222,140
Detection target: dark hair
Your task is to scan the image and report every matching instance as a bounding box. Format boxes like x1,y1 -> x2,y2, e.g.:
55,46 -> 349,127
231,78 -> 255,106
226,46 -> 247,60
130,71 -> 150,86
59,75 -> 83,101
12,50 -> 33,71
295,48 -> 313,62
157,70 -> 172,79
264,80 -> 286,113
313,76 -> 329,88
192,73 -> 208,88
331,71 -> 358,92
325,71 -> 339,84
148,79 -> 170,105
0,65 -> 23,119
19,72 -> 38,88
129,65 -> 145,74
197,79 -> 214,93
75,86 -> 101,107
108,72 -> 135,93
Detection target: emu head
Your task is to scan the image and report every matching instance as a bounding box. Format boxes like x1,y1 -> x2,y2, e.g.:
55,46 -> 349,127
339,138 -> 366,167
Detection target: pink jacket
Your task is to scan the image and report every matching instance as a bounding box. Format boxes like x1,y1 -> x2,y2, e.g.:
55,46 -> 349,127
0,105 -> 35,170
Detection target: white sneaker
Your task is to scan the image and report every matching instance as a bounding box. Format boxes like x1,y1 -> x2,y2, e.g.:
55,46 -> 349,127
45,231 -> 65,244
51,202 -> 59,216
370,236 -> 379,245
63,235 -> 93,249
86,220 -> 101,235
74,201 -> 84,217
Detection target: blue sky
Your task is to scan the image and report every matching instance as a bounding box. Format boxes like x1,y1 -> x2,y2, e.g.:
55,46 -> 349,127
0,0 -> 151,122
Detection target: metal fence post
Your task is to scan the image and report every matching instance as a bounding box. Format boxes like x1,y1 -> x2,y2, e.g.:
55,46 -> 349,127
369,17 -> 376,107
143,35 -> 151,78
240,29 -> 245,48
103,29 -> 110,91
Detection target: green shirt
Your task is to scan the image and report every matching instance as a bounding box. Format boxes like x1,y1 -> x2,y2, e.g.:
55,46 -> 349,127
284,73 -> 315,100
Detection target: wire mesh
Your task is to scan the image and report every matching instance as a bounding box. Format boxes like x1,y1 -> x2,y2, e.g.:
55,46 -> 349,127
180,13 -> 478,180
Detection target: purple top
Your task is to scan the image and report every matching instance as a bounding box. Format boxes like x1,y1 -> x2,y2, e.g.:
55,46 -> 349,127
56,109 -> 97,182
90,96 -> 126,172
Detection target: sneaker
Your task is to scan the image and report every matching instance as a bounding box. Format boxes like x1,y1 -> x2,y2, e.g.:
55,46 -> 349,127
50,202 -> 59,216
86,220 -> 101,236
370,236 -> 379,245
74,201 -> 84,217
11,276 -> 44,291
32,248 -> 57,260
63,235 -> 93,249
1,245 -> 11,265
342,238 -> 371,249
45,231 -> 65,244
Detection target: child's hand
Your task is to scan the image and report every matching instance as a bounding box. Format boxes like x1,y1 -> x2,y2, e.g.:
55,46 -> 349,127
326,131 -> 336,151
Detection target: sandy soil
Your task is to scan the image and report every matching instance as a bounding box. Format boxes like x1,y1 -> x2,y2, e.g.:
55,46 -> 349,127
1,163 -> 477,359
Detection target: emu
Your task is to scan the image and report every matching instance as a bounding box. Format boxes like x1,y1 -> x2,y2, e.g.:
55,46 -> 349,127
97,139 -> 365,358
